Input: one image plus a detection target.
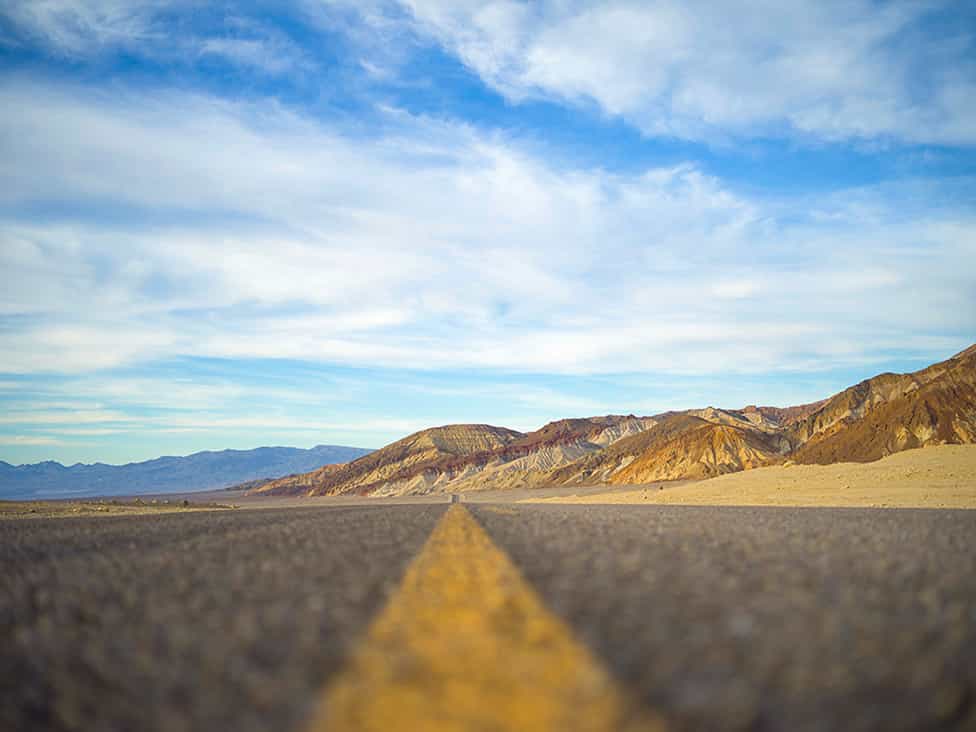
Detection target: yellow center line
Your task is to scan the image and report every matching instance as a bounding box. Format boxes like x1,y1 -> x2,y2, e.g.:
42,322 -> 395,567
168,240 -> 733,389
306,505 -> 665,732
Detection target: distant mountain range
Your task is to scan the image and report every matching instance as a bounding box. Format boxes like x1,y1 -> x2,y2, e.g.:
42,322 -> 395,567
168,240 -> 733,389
0,445 -> 373,500
254,344 -> 976,497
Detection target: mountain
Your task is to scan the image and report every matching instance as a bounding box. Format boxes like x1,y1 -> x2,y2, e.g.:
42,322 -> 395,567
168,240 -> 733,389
0,445 -> 373,500
547,402 -> 827,484
18,346 -> 968,503
253,416 -> 654,496
739,401 -> 828,428
547,413 -> 790,484
787,344 -> 976,464
254,345 -> 976,498
413,415 -> 656,494
253,424 -> 526,496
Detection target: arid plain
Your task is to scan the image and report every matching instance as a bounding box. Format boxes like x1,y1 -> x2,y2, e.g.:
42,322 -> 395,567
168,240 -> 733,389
526,444 -> 976,509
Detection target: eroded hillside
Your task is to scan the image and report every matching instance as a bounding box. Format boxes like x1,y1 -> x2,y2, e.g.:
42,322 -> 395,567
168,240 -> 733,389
252,345 -> 976,497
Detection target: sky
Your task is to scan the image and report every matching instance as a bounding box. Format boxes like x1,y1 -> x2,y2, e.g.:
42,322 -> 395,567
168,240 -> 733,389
0,0 -> 974,465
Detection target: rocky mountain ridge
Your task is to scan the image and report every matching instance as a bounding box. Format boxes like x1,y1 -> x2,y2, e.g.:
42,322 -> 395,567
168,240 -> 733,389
253,345 -> 976,497
788,344 -> 976,463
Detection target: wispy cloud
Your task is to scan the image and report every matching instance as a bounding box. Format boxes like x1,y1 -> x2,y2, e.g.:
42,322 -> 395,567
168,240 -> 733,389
1,1 -> 313,78
0,435 -> 64,446
198,37 -> 306,75
1,0 -> 174,54
0,410 -> 137,425
1,78 -> 973,377
12,2 -> 973,145
196,16 -> 315,76
399,0 -> 976,145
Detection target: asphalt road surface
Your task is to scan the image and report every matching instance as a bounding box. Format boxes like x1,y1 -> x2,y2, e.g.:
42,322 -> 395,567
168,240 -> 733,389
3,503 -> 975,731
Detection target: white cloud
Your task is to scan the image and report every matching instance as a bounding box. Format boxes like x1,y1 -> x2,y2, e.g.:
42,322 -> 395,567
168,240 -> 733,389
0,78 -> 973,377
153,416 -> 433,433
1,2 -> 312,78
198,38 -> 298,74
0,410 -> 137,425
32,428 -> 128,437
9,2 -> 973,144
399,0 -> 976,145
196,17 -> 316,76
0,0 -> 172,54
711,280 -> 761,300
0,435 -> 64,446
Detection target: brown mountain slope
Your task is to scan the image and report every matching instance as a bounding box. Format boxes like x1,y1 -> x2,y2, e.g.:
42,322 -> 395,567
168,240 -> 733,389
437,415 -> 657,492
739,401 -> 828,428
549,413 -> 790,484
611,422 -> 788,482
476,415 -> 655,463
790,346 -> 976,464
547,414 -> 706,484
254,415 -> 654,497
253,424 -> 524,496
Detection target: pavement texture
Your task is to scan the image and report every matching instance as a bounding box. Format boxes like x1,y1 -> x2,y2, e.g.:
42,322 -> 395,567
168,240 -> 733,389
1,505 -> 446,732
2,503 -> 976,731
471,505 -> 976,732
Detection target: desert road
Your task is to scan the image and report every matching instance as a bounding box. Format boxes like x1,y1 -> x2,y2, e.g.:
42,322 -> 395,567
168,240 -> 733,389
3,503 -> 975,731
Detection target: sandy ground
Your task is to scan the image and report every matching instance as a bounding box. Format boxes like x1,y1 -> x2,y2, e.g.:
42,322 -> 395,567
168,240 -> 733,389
523,444 -> 976,509
0,498 -> 235,520
1,484 -> 636,518
176,481 -> 691,510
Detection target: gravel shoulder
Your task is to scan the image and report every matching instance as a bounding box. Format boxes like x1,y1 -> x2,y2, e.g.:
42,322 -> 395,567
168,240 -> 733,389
0,498 -> 235,520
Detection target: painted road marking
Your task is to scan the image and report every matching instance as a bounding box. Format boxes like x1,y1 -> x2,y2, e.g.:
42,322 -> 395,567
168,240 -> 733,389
307,505 -> 664,732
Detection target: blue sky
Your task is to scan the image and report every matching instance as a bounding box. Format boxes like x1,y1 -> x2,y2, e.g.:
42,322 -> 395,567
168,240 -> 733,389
1,0 -> 974,465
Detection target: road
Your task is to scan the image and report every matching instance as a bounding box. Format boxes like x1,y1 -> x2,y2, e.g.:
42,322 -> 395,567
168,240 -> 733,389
2,503 -> 975,731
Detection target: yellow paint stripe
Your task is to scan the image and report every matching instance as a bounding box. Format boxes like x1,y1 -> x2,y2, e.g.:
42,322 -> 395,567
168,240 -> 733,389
307,505 -> 665,732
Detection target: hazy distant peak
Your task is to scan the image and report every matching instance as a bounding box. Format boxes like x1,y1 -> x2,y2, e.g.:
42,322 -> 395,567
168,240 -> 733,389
0,445 -> 373,500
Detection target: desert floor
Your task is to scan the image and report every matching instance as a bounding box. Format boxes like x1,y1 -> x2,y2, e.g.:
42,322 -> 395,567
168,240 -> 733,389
0,497 -> 235,519
523,443 -> 976,509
